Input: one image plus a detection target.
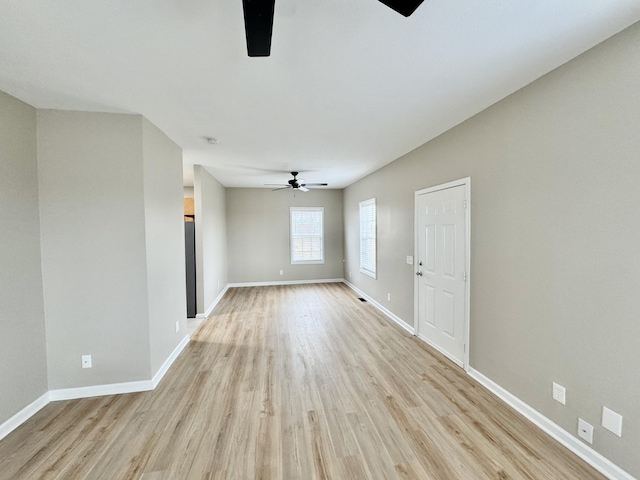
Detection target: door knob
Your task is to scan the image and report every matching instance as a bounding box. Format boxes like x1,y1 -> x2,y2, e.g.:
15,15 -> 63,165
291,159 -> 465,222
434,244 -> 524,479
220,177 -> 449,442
416,271 -> 423,276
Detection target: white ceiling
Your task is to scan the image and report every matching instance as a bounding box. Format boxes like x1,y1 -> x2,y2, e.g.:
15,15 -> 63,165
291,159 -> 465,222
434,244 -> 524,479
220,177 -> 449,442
1,1 -> 639,189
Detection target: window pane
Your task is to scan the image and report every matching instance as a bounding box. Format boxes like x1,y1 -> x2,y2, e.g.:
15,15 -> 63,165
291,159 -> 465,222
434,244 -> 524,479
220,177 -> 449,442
291,207 -> 324,264
359,199 -> 376,277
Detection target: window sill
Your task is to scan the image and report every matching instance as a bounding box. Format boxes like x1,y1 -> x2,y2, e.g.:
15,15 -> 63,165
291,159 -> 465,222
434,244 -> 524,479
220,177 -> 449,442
360,268 -> 377,279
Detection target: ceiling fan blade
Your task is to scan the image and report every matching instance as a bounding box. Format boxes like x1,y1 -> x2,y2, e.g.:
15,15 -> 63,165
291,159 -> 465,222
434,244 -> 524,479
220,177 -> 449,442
242,0 -> 275,57
264,183 -> 288,186
301,183 -> 328,186
298,186 -> 309,192
272,186 -> 292,191
377,0 -> 425,17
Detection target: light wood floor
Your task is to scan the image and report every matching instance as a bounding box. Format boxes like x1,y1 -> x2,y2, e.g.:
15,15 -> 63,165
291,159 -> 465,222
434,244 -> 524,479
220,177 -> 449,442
0,283 -> 605,479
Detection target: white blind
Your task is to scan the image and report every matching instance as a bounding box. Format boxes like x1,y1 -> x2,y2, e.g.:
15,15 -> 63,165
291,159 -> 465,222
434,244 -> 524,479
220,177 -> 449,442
359,199 -> 376,278
290,207 -> 324,264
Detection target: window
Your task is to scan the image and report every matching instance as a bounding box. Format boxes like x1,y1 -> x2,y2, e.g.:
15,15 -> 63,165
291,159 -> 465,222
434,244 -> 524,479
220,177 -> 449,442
290,207 -> 324,264
359,198 -> 376,278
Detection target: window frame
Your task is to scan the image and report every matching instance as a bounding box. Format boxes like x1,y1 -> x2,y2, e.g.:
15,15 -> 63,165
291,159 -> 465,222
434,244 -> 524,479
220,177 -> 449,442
290,206 -> 325,265
359,198 -> 377,278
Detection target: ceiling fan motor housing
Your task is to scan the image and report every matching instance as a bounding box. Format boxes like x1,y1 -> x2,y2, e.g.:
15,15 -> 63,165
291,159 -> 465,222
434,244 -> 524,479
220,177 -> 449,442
264,172 -> 327,191
289,172 -> 300,188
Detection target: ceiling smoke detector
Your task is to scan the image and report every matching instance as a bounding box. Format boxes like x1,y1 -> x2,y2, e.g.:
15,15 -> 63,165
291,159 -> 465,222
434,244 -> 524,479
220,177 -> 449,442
206,137 -> 219,145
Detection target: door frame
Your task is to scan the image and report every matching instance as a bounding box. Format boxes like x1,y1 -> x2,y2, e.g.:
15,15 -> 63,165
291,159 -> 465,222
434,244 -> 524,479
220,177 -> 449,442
413,177 -> 471,371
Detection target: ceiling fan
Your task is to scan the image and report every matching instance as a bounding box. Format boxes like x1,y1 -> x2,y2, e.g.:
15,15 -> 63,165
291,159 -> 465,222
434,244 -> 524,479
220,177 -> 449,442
242,0 -> 425,57
265,172 -> 328,192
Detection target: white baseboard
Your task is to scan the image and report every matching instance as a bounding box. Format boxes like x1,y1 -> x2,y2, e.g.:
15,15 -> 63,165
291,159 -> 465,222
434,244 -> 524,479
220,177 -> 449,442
228,278 -> 344,288
49,334 -> 192,401
196,284 -> 230,319
467,368 -> 635,480
343,280 -> 415,335
151,334 -> 190,388
49,379 -> 154,401
0,392 -> 50,442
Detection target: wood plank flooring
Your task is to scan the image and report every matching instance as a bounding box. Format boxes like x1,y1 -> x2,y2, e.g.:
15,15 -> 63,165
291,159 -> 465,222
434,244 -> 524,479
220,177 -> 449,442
0,283 -> 605,479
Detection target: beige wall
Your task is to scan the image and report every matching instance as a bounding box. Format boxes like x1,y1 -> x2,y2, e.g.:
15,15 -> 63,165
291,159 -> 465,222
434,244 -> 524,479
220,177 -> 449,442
227,188 -> 344,284
344,23 -> 640,476
194,166 -> 228,313
37,111 -> 189,389
37,110 -> 152,388
0,92 -> 48,425
1,102 -> 190,418
142,118 -> 189,375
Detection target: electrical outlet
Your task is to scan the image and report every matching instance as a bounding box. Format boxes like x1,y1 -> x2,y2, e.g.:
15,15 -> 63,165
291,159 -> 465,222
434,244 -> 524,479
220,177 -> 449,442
387,293 -> 391,301
602,407 -> 623,437
81,355 -> 92,369
175,321 -> 180,333
406,255 -> 413,265
349,271 -> 352,277
552,382 -> 566,405
279,270 -> 283,276
578,418 -> 593,444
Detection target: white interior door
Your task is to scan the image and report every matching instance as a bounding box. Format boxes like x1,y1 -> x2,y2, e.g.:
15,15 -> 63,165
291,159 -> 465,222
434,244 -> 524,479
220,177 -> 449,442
415,181 -> 469,368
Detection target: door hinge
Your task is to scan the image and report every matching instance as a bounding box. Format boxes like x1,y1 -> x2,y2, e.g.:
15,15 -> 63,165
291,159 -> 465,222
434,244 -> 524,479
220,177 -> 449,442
464,271 -> 467,282
464,343 -> 466,353
464,199 -> 468,209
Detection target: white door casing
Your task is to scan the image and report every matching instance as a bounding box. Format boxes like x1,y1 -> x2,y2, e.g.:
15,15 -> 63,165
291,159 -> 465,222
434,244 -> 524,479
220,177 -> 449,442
414,178 -> 470,369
